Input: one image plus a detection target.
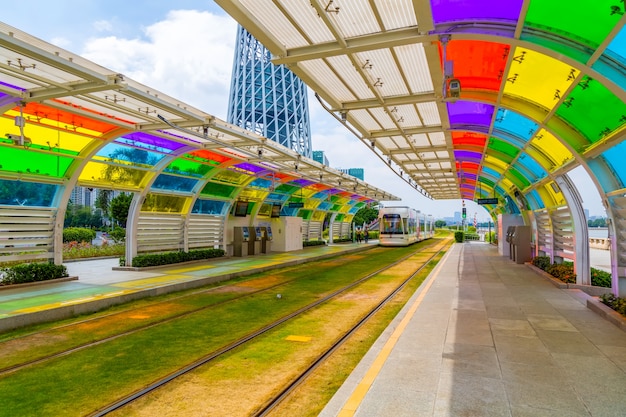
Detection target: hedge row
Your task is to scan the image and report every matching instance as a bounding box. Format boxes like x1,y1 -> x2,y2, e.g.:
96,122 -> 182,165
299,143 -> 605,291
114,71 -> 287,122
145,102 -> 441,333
0,263 -> 69,286
531,256 -> 611,287
63,227 -> 96,243
120,248 -> 225,268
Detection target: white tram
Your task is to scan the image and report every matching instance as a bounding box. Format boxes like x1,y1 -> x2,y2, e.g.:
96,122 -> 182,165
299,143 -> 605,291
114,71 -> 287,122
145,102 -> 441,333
378,206 -> 435,246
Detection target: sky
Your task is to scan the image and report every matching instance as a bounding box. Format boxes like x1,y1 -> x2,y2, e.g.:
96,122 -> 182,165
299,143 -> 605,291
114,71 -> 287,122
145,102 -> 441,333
1,1 -> 607,220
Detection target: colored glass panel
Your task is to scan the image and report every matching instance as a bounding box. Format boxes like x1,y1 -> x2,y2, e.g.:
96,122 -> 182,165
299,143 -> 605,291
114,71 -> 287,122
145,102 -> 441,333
529,129 -> 574,171
431,0 -> 522,33
248,178 -> 272,189
141,194 -> 187,213
503,48 -> 578,111
556,77 -> 626,144
95,143 -> 164,167
0,179 -> 58,207
522,0 -> 621,62
447,101 -> 494,130
442,41 -> 509,93
516,153 -> 547,181
211,169 -> 250,185
186,149 -> 232,165
593,27 -> 626,87
487,138 -> 519,161
15,102 -> 119,135
505,167 -> 530,189
151,174 -> 198,192
493,108 -> 538,143
233,162 -> 266,174
600,141 -> 626,188
165,159 -> 214,178
452,132 -> 487,149
454,150 -> 482,162
200,182 -> 236,198
275,184 -> 300,194
0,145 -> 73,178
192,199 -> 228,215
0,117 -> 94,154
238,188 -> 269,202
119,132 -> 185,153
79,161 -> 149,189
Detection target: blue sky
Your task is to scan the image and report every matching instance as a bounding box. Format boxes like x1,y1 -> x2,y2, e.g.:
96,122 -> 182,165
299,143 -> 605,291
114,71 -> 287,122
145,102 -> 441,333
1,2 -> 607,219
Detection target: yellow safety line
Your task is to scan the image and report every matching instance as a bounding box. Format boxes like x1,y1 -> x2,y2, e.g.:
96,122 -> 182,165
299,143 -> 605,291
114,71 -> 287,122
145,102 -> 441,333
337,247 -> 450,416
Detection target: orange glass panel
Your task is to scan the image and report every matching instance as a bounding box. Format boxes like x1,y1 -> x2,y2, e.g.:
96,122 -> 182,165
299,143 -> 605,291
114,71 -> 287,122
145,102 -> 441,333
440,40 -> 509,92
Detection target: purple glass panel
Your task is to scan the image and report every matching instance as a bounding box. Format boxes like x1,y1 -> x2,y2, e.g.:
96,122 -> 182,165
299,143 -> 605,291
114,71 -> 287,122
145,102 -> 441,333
462,173 -> 477,180
447,101 -> 494,129
431,0 -> 523,24
291,178 -> 314,187
453,150 -> 482,161
119,132 -> 185,152
234,162 -> 265,174
0,81 -> 26,91
325,188 -> 342,194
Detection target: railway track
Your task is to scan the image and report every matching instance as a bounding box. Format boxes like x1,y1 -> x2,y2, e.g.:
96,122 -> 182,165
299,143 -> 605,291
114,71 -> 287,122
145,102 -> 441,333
88,238 -> 452,416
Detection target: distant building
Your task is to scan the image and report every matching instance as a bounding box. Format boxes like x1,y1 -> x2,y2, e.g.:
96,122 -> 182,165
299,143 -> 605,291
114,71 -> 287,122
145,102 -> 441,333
454,211 -> 461,224
338,168 -> 364,181
312,150 -> 329,166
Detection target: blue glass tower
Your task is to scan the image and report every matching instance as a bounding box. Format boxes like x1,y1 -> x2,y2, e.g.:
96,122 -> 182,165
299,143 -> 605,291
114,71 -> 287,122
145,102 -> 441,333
227,26 -> 312,158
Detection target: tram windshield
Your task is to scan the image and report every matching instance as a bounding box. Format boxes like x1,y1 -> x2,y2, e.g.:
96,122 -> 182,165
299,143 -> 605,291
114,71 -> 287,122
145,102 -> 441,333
381,214 -> 404,234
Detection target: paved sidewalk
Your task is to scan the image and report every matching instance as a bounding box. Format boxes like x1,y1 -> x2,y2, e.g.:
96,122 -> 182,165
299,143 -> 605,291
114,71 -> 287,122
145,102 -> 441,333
322,242 -> 626,417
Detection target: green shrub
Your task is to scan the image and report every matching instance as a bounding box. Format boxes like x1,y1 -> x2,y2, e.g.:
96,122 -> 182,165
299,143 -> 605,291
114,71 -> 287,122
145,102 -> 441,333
0,262 -> 68,285
546,263 -> 576,283
591,267 -> 612,288
532,256 -> 551,271
454,231 -> 464,242
63,227 -> 96,243
109,226 -> 126,243
303,240 -> 326,247
121,248 -> 225,268
599,293 -> 626,316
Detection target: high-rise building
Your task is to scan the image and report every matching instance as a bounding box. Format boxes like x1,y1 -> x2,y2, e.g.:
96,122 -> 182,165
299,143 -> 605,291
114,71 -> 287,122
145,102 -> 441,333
338,168 -> 364,181
227,26 -> 312,158
312,150 -> 329,166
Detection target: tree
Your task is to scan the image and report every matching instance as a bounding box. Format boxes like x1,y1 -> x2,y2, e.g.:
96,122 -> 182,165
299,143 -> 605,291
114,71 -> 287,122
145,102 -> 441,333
110,192 -> 134,227
353,206 -> 378,226
435,219 -> 447,228
95,189 -> 112,217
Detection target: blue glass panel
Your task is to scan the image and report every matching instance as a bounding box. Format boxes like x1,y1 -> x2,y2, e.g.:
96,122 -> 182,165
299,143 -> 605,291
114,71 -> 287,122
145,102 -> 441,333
97,143 -> 164,166
481,166 -> 502,179
317,201 -> 332,210
266,193 -> 289,202
151,174 -> 198,192
516,153 -> 547,180
493,108 -> 538,142
505,195 -> 520,214
192,199 -> 228,215
599,141 -> 626,188
592,28 -> 626,89
248,178 -> 272,189
281,206 -> 300,216
0,179 -> 58,207
527,189 -> 545,210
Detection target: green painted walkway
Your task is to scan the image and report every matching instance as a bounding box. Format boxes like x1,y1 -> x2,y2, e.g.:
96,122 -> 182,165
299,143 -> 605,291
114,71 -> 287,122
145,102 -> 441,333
0,242 -> 376,332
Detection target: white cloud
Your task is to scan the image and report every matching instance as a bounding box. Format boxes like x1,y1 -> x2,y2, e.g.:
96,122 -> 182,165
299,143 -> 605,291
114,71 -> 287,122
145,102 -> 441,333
81,10 -> 236,119
93,20 -> 113,32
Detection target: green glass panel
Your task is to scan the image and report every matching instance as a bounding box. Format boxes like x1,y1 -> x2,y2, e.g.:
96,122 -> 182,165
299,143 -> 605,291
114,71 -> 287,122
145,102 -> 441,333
0,145 -> 73,178
275,184 -> 300,194
556,77 -> 626,144
519,33 -> 590,64
505,168 -> 530,189
487,138 -> 520,158
523,0 -> 621,49
165,159 -> 214,178
479,177 -> 495,188
141,194 -> 187,213
200,182 -> 236,198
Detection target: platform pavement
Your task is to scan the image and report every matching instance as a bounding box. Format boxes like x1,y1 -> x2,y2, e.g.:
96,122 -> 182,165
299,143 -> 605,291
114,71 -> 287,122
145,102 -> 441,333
0,241 -> 376,332
321,241 -> 626,417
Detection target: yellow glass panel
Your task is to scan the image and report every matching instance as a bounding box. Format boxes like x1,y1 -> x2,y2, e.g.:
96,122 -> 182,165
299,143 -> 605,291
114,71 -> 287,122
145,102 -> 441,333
503,47 -> 578,111
212,169 -> 250,185
500,177 -> 514,191
312,211 -> 325,221
543,182 -> 566,207
238,188 -> 268,202
1,116 -> 100,153
484,154 -> 508,172
304,200 -> 319,209
78,161 -> 148,189
535,184 -> 558,208
339,205 -> 351,213
141,194 -> 188,213
529,129 -> 574,171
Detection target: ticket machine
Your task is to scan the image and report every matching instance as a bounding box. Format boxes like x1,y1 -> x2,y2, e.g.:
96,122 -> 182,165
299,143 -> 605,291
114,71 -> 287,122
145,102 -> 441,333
505,226 -> 516,260
261,226 -> 273,253
233,226 -> 250,257
511,225 -> 531,264
248,226 -> 262,255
